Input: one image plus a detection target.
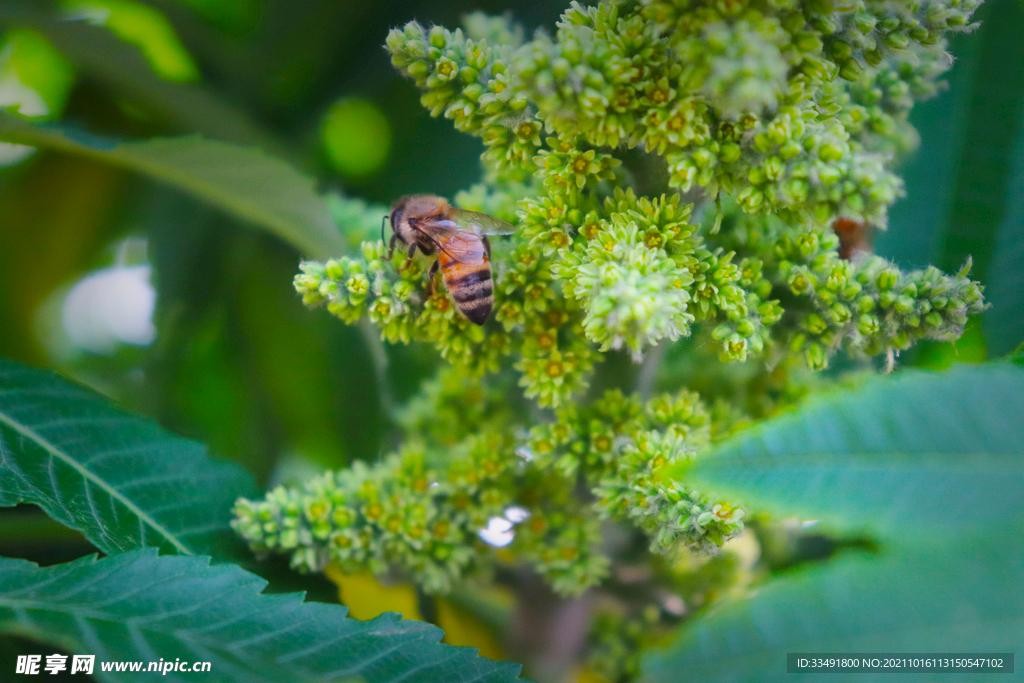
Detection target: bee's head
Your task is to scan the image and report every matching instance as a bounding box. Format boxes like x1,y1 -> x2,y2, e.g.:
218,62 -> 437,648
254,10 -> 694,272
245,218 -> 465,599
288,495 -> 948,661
388,198 -> 408,244
387,194 -> 419,245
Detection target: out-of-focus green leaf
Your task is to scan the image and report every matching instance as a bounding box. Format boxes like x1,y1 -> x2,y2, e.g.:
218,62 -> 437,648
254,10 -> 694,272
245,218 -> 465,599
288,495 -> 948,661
0,1 -> 283,153
678,363 -> 1024,541
174,0 -> 259,34
0,359 -> 256,557
983,105 -> 1024,356
61,0 -> 200,83
0,549 -> 527,683
232,239 -> 384,467
879,0 -> 1024,355
0,111 -> 343,257
0,28 -> 75,118
641,534 -> 1023,683
874,0 -> 1024,364
646,363 -> 1024,682
875,30 -> 984,269
935,0 -> 1024,283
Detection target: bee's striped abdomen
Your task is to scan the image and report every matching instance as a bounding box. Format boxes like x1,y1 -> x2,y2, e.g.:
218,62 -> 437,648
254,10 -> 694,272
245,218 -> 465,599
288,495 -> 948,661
441,255 -> 493,325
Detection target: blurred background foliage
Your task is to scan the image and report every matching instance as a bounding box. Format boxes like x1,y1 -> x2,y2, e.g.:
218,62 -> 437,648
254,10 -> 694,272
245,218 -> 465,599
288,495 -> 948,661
0,0 -> 1021,676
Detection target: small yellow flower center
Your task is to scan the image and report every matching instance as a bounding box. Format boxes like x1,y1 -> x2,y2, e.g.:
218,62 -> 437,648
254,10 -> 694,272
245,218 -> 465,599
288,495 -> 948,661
517,122 -> 537,138
545,360 -> 565,377
652,88 -> 669,104
573,156 -> 590,174
538,332 -> 556,350
547,310 -> 567,327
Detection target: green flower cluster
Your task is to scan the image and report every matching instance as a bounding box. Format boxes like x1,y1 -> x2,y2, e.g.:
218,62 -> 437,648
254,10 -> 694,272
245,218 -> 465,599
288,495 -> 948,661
295,240 -> 507,374
712,207 -> 987,369
234,369 -> 609,595
234,370 -> 740,595
586,608 -> 660,683
595,429 -> 745,553
387,0 -> 978,225
257,0 -> 989,605
828,47 -> 951,156
528,387 -> 743,553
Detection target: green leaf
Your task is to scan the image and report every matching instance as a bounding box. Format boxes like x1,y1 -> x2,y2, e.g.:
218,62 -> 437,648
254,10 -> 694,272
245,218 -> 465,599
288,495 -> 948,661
641,534 -> 1024,683
0,359 -> 256,557
875,29 -> 984,269
878,0 -> 1024,354
933,0 -> 1024,283
983,105 -> 1024,356
681,363 -> 1024,541
0,549 -> 526,683
0,112 -> 344,258
645,364 -> 1024,683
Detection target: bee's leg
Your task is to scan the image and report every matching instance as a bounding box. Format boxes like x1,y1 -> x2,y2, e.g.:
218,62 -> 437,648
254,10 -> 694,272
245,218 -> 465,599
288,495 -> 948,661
425,259 -> 440,297
398,242 -> 418,271
483,236 -> 492,260
385,234 -> 398,261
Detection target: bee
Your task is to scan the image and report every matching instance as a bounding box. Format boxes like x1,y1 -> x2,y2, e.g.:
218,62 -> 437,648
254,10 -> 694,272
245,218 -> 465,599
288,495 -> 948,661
383,194 -> 514,325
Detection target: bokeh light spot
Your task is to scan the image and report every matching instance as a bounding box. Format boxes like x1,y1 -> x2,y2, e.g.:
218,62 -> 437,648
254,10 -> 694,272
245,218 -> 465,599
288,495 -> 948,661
321,97 -> 392,179
62,265 -> 157,354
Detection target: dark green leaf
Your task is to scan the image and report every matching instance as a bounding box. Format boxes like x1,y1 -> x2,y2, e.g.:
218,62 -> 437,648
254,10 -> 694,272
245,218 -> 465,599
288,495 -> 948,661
0,549 -> 526,683
876,0 -> 1024,355
0,359 -> 255,557
876,29 -> 984,269
0,112 -> 343,258
983,107 -> 1024,356
642,534 -> 1024,683
648,364 -> 1024,682
682,364 -> 1024,541
934,0 -> 1024,283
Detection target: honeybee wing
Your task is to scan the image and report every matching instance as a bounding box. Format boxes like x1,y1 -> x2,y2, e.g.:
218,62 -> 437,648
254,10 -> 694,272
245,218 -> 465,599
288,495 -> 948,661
448,207 -> 516,236
440,231 -> 487,264
411,217 -> 487,265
